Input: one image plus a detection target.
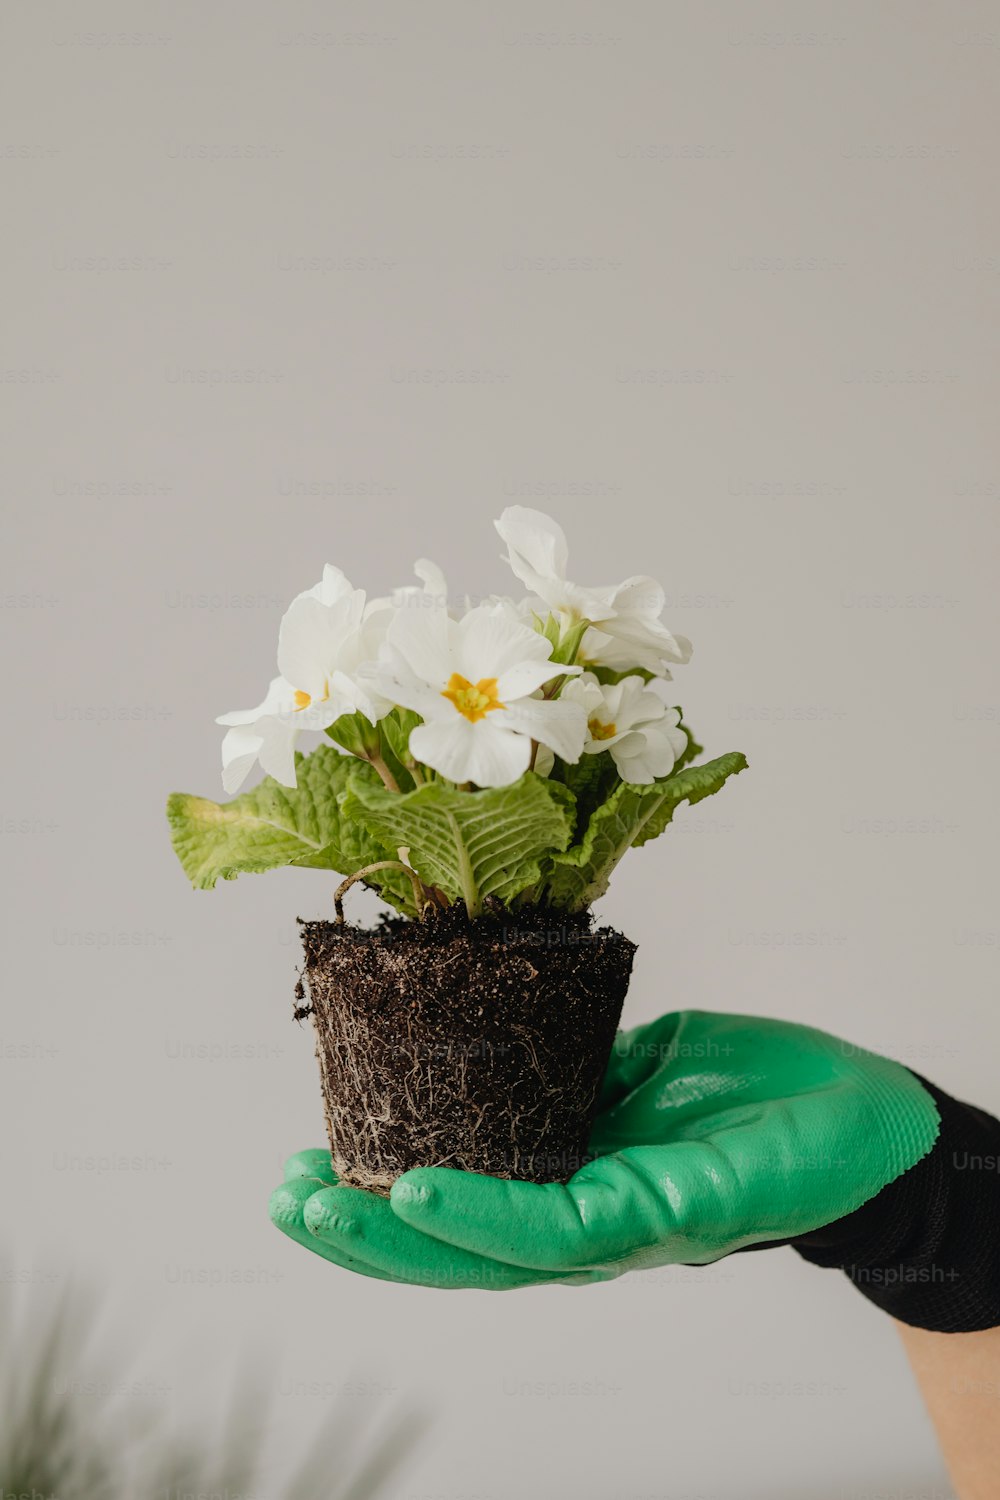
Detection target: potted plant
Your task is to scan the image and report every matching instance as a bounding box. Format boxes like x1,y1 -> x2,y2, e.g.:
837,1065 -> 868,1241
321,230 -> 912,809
167,507 -> 746,1194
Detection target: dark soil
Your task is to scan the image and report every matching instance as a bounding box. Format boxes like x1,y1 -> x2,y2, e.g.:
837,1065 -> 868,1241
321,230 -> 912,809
297,904 -> 635,1196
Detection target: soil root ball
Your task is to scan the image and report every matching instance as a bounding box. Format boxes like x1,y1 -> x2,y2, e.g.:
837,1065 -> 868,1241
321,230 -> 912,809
298,905 -> 636,1197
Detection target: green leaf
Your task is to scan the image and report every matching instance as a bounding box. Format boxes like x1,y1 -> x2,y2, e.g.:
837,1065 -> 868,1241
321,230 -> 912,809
379,707 -> 423,775
550,752 -> 620,840
534,611 -> 561,650
672,711 -> 703,771
630,752 -> 747,845
590,664 -> 658,686
325,710 -> 380,760
166,746 -> 416,912
342,770 -> 577,916
543,751 -> 748,911
326,707 -> 420,793
550,618 -> 589,666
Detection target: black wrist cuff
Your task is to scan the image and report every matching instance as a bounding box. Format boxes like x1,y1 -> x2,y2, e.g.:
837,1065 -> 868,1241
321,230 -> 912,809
792,1075 -> 1000,1333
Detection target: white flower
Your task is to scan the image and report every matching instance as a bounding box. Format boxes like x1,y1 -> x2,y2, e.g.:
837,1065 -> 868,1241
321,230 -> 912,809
580,577 -> 692,677
495,505 -> 617,621
367,557 -> 450,621
217,675 -> 329,793
362,602 -> 587,787
562,673 -> 688,784
217,562 -> 437,794
495,505 -> 692,676
276,564 -> 389,724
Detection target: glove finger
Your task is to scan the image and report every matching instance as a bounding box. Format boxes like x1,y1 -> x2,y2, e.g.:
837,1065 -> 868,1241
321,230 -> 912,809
302,1184 -> 557,1291
283,1148 -> 338,1186
390,1133 -> 886,1274
269,1176 -> 406,1284
389,1155 -> 674,1274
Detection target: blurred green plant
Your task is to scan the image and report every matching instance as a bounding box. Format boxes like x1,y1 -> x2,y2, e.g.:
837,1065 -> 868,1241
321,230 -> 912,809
0,1273 -> 427,1499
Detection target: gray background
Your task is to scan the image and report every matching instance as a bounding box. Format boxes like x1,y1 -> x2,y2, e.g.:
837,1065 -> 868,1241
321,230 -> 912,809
3,2 -> 998,1495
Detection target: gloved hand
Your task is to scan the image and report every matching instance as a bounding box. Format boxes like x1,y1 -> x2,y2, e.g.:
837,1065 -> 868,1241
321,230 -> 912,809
272,1009 -> 960,1301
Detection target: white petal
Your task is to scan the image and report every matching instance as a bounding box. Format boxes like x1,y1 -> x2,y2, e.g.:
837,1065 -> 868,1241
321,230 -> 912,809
494,697 -> 587,764
414,557 -> 448,596
217,705 -> 264,728
369,558 -> 450,628
581,624 -> 682,675
216,676 -> 294,726
497,659 -> 564,701
612,676 -> 663,731
464,723 -> 533,787
559,579 -> 619,619
357,599 -> 396,657
561,675 -> 606,718
221,725 -> 262,793
610,743 -> 655,783
641,736 -> 681,778
602,613 -> 692,665
310,564 -> 357,607
385,596 -> 454,686
327,668 -> 388,725
597,678 -> 627,722
277,595 -> 354,699
662,718 -> 690,761
256,717 -> 300,788
408,719 -> 472,780
584,727 -> 633,752
495,505 -> 570,592
456,604 -> 549,683
612,727 -> 679,783
361,654 -> 452,722
634,682 -> 670,718
488,592 -> 545,625
409,717 -> 531,787
609,575 -> 666,621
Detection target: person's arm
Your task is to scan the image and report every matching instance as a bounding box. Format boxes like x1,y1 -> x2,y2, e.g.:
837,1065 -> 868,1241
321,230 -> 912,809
898,1322 -> 1000,1500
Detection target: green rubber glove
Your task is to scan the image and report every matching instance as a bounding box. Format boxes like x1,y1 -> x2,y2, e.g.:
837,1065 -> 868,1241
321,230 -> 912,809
269,1010 -> 940,1290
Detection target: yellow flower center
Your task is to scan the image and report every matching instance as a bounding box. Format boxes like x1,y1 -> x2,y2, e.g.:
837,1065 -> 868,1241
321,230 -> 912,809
588,716 -> 617,741
441,673 -> 505,723
293,679 -> 332,712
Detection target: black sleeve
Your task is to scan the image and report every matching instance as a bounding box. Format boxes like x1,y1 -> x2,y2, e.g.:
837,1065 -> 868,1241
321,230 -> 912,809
791,1076 -> 1000,1333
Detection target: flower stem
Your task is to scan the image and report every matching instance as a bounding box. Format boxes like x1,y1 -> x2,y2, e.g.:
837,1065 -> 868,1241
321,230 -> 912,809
334,860 -> 425,922
369,754 -> 401,793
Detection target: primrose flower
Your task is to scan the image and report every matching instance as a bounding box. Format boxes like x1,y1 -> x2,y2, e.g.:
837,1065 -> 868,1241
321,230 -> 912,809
368,557 -> 449,621
217,565 -> 394,793
580,578 -> 692,677
495,505 -> 692,676
276,564 -> 389,721
495,505 -> 617,621
562,673 -> 688,784
217,675 -> 314,793
364,602 -> 587,787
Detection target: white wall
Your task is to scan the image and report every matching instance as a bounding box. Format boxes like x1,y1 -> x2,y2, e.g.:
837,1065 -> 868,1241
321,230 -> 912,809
5,3 -> 997,1494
